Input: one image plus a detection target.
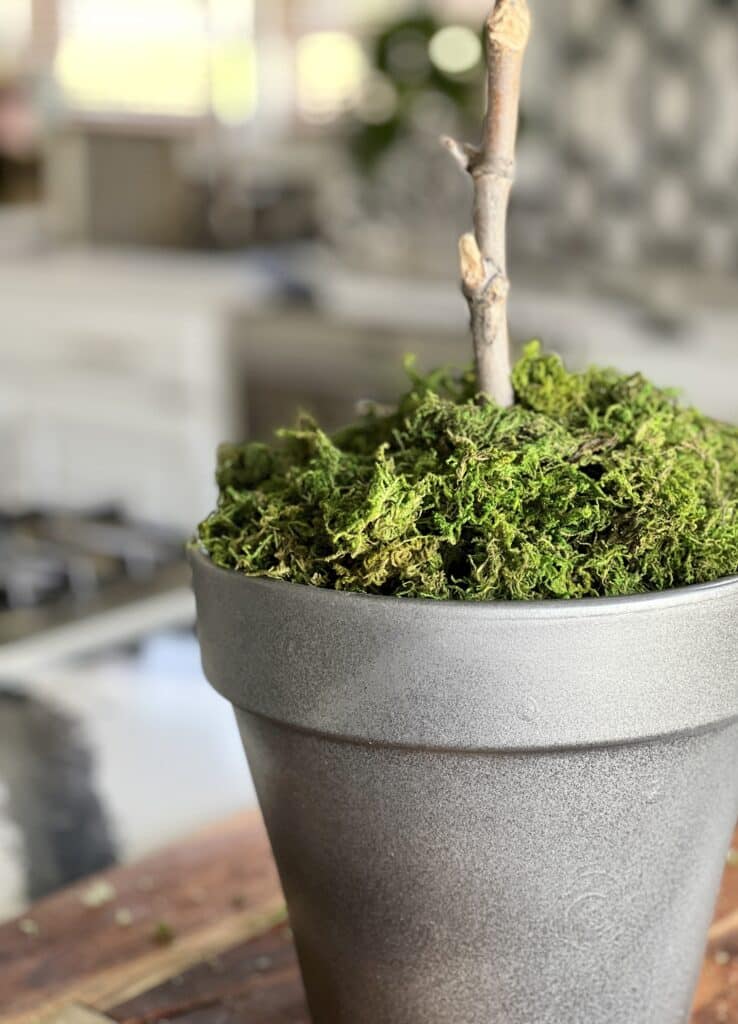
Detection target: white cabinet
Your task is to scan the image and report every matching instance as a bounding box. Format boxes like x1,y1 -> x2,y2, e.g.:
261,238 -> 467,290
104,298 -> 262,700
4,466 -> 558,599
0,247 -> 273,530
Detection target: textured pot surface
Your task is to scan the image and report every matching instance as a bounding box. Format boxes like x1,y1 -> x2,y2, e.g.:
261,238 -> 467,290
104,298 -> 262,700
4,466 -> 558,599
191,551 -> 738,1024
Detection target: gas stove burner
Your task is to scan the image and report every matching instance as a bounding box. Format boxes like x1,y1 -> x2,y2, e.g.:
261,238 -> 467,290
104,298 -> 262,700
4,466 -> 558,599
0,506 -> 187,646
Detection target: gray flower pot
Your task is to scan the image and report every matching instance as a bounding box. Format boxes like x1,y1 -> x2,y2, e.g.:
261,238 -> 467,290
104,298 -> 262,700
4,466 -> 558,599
191,549 -> 738,1024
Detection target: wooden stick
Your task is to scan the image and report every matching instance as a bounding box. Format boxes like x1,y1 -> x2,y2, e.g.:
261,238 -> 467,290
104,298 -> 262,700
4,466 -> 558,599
443,0 -> 531,406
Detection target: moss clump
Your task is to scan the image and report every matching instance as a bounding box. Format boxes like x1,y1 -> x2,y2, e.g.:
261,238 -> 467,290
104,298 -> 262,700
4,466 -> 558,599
197,343 -> 738,600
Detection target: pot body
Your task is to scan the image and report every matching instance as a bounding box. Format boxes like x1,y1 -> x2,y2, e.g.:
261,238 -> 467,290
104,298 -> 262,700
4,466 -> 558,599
191,551 -> 738,1024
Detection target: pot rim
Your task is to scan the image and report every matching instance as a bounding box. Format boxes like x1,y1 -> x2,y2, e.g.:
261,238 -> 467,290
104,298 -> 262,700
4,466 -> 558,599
189,546 -> 738,620
191,547 -> 738,749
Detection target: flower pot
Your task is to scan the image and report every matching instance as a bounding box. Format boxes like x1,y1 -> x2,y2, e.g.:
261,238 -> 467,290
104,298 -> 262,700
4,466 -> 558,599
191,549 -> 738,1024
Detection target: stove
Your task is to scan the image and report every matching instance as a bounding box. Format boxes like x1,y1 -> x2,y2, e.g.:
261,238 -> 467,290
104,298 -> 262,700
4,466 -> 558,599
0,509 -> 252,923
0,507 -> 188,651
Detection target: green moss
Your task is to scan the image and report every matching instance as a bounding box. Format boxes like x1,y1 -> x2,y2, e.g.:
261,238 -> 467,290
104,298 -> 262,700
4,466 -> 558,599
197,343 -> 738,600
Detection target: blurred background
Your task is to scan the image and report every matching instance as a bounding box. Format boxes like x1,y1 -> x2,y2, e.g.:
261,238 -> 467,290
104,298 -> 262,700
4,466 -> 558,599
0,0 -> 736,921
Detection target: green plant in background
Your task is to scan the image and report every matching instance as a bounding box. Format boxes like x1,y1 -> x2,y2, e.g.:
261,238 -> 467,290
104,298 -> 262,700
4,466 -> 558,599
198,343 -> 738,600
350,14 -> 486,173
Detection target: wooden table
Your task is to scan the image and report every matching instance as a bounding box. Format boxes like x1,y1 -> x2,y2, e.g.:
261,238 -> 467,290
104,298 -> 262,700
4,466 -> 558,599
2,810 -> 738,1024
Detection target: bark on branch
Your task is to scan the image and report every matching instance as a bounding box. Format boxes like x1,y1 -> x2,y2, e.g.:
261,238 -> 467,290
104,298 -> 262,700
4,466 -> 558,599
443,0 -> 531,406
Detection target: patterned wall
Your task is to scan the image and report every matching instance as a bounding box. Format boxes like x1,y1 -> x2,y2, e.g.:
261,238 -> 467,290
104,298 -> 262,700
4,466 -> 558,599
515,0 -> 738,272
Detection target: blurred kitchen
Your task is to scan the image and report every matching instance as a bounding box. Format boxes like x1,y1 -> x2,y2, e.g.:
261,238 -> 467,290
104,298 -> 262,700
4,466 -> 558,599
0,0 -> 736,921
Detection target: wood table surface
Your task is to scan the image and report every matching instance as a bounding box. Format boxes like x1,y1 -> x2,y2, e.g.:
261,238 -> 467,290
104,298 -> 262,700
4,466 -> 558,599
2,810 -> 738,1024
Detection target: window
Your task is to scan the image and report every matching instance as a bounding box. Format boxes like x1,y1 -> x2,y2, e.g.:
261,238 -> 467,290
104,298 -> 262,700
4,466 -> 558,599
296,31 -> 366,124
54,0 -> 257,122
0,0 -> 31,57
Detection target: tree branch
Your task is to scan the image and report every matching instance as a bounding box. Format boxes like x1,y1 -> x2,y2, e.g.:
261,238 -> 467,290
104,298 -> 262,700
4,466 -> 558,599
442,0 -> 531,406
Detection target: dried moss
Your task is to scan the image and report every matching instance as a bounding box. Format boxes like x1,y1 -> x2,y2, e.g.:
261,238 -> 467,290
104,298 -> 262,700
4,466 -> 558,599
197,343 -> 738,600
